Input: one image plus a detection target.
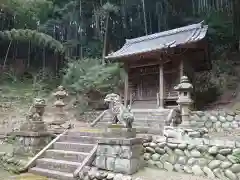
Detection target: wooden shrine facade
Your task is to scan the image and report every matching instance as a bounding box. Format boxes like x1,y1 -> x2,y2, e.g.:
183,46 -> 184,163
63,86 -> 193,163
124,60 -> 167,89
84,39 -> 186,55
105,22 -> 209,109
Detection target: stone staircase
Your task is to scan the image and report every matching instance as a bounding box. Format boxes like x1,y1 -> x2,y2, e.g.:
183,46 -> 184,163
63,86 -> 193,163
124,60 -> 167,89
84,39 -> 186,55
29,129 -> 103,180
94,108 -> 172,136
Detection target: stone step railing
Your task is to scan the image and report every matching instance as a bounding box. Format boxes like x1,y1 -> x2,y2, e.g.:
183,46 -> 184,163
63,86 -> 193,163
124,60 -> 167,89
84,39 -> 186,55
90,110 -> 108,127
73,144 -> 98,177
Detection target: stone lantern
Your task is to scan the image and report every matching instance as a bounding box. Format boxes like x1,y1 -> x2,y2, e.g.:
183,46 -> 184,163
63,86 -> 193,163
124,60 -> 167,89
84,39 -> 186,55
13,98 -> 51,156
51,86 -> 69,131
53,85 -> 68,101
174,76 -> 193,127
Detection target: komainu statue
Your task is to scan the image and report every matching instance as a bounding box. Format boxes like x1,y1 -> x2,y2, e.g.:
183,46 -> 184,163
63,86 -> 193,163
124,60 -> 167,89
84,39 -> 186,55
104,93 -> 134,129
165,108 -> 182,127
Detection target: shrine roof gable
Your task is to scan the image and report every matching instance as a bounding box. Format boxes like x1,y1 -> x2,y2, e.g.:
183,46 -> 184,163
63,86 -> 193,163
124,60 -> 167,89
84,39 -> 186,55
105,21 -> 208,60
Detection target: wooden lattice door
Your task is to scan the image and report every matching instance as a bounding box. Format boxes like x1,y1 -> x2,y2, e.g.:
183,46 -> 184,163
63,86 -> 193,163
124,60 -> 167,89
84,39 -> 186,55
140,74 -> 159,100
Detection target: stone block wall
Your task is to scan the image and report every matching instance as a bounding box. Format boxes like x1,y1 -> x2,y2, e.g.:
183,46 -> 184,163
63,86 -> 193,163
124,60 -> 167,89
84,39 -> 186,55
95,138 -> 144,175
143,137 -> 240,180
189,111 -> 240,132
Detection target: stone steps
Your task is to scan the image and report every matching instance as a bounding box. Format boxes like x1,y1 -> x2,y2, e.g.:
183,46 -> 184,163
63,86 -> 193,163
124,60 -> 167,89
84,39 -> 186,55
98,109 -> 170,130
30,130 -> 102,179
36,158 -> 81,173
100,119 -> 166,123
45,149 -> 88,162
135,127 -> 163,135
29,167 -> 74,180
59,135 -> 101,144
96,121 -> 164,127
94,121 -> 163,135
66,131 -> 104,137
54,142 -> 94,152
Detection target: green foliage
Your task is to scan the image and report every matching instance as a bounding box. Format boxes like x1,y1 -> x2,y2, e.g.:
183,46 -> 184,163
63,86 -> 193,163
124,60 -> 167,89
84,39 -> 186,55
62,58 -> 123,111
205,11 -> 237,56
1,0 -> 53,29
193,10 -> 240,108
0,29 -> 64,53
195,56 -> 240,109
1,0 -> 240,111
63,58 -> 123,94
195,71 -> 220,109
233,152 -> 240,164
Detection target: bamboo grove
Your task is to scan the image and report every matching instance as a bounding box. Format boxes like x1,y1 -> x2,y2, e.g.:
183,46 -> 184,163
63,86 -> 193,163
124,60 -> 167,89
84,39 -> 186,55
0,0 -> 240,68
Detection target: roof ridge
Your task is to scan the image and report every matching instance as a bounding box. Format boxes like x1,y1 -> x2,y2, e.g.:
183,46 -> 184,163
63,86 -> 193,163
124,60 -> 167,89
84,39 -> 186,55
125,21 -> 205,45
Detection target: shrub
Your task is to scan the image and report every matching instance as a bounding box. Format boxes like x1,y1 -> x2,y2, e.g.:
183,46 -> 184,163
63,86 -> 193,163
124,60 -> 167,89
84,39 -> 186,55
195,57 -> 239,109
195,71 -> 220,109
62,58 -> 124,112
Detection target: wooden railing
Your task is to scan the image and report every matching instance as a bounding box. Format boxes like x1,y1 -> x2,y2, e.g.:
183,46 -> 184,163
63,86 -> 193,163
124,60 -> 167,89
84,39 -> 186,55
129,92 -> 136,108
90,110 -> 107,127
19,129 -> 69,172
73,144 -> 98,177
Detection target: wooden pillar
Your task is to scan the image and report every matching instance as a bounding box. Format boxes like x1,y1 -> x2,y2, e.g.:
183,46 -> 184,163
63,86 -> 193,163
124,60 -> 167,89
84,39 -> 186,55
124,64 -> 129,107
180,58 -> 184,80
159,62 -> 164,108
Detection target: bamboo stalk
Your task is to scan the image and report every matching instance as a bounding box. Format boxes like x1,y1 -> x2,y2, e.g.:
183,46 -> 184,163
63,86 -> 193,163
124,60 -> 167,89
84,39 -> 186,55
3,40 -> 12,69
142,0 -> 148,35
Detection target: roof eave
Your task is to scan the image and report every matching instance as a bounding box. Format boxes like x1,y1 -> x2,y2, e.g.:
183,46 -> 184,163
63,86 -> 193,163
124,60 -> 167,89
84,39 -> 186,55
105,24 -> 208,60
105,39 -> 206,61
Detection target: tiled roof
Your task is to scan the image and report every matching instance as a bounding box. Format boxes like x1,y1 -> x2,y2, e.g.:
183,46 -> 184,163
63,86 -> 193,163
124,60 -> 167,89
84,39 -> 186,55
105,21 -> 208,60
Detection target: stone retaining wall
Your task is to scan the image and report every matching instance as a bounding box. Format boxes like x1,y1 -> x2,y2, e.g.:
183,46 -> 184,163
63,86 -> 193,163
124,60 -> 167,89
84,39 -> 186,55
190,111 -> 240,132
78,166 -> 143,180
95,137 -> 144,175
143,137 -> 240,180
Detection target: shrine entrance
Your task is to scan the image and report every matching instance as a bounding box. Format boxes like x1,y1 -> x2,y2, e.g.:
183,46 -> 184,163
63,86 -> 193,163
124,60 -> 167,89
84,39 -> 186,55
130,65 -> 159,101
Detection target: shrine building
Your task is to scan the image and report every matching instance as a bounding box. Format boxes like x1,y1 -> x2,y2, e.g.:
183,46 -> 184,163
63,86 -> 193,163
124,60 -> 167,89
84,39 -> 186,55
105,21 -> 209,109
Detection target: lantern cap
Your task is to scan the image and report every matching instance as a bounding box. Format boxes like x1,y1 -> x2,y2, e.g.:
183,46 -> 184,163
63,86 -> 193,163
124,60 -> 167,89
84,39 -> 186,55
174,76 -> 193,91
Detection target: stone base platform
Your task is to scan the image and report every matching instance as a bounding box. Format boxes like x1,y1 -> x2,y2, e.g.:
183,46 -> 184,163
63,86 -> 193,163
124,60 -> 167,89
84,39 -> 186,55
102,124 -> 137,138
95,126 -> 144,175
12,131 -> 52,157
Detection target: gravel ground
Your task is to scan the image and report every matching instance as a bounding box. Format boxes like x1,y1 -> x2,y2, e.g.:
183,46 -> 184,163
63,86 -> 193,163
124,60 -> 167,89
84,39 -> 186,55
132,168 -> 218,180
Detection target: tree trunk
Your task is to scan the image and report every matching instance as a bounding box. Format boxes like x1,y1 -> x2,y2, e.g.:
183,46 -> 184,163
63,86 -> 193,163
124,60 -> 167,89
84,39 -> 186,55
102,13 -> 109,64
27,40 -> 31,68
3,40 -> 12,68
42,47 -> 46,70
80,0 -> 83,59
142,0 -> 148,35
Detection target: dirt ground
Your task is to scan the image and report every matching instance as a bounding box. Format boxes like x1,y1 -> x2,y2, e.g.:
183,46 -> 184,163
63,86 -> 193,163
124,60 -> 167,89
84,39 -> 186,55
132,168 -> 217,180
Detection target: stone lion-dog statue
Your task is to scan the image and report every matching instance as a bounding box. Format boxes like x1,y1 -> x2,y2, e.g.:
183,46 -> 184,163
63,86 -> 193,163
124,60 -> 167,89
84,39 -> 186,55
104,93 -> 134,129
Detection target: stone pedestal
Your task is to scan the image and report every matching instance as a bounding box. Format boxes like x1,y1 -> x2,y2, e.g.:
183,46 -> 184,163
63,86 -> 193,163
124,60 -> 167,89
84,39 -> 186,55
95,126 -> 144,175
13,98 -> 52,156
13,131 -> 52,156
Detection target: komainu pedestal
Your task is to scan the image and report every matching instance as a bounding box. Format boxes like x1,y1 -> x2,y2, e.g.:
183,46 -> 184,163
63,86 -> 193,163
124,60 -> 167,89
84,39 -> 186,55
13,98 -> 51,156
95,126 -> 144,175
